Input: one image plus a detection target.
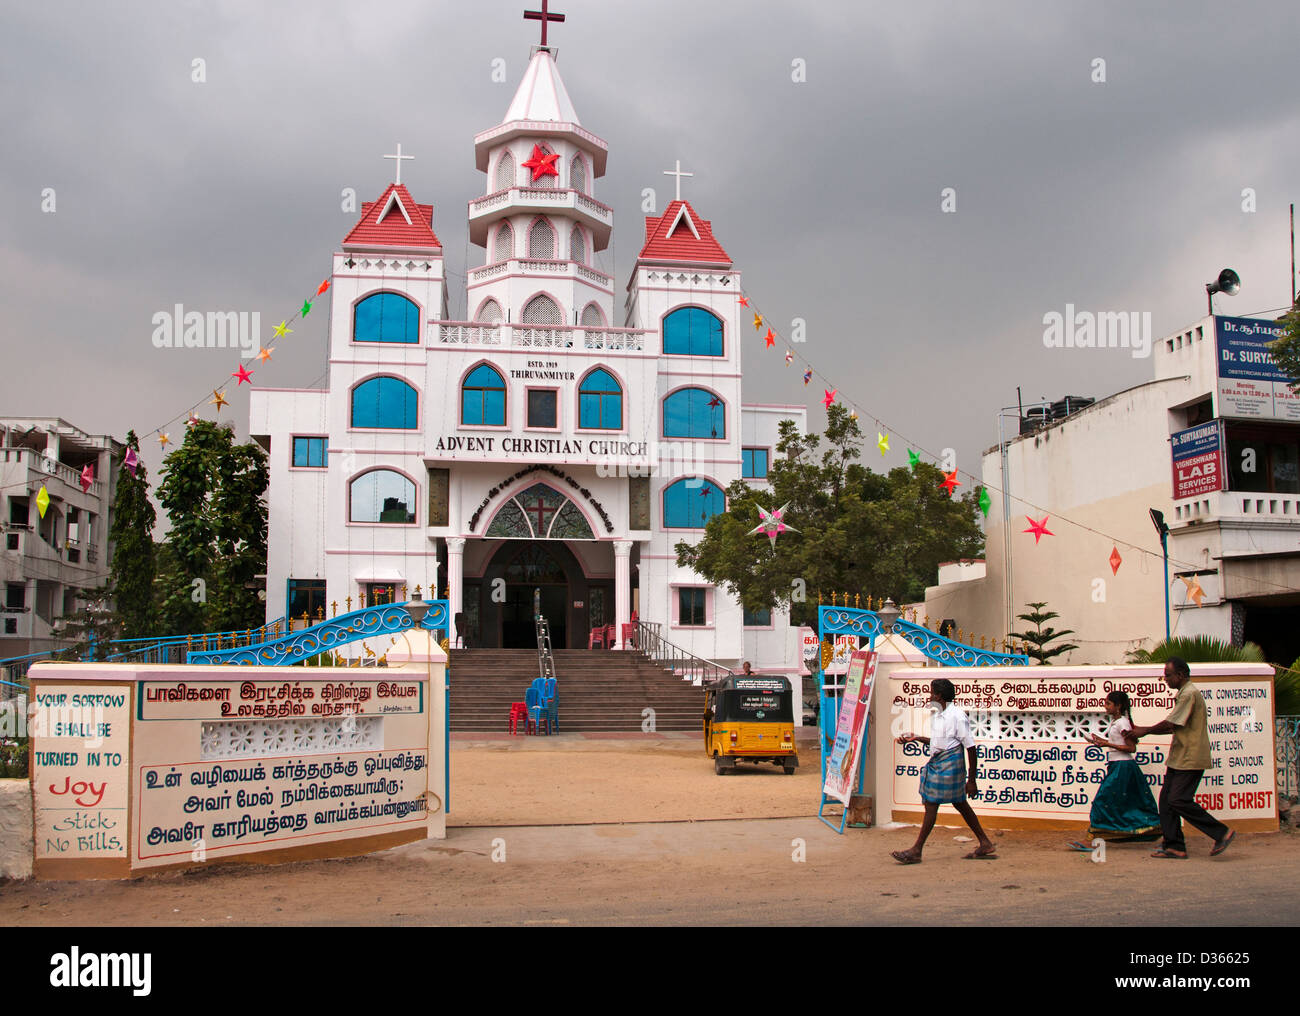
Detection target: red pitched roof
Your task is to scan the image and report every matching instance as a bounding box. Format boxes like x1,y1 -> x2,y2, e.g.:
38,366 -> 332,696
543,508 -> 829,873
342,183 -> 441,251
637,200 -> 731,266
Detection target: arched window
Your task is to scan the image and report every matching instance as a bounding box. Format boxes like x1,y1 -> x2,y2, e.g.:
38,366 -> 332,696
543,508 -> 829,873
350,377 -> 418,429
528,218 -> 556,259
491,222 -> 513,263
663,478 -> 725,529
354,292 -> 419,344
461,364 -> 507,426
580,303 -> 605,327
350,469 -> 416,524
663,388 -> 725,439
521,294 -> 562,325
578,369 -> 622,430
494,150 -> 515,191
475,299 -> 502,324
569,225 -> 586,264
662,307 -> 723,356
571,155 -> 587,194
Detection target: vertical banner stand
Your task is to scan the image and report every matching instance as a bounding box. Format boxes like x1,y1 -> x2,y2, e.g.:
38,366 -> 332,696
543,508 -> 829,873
817,639 -> 875,834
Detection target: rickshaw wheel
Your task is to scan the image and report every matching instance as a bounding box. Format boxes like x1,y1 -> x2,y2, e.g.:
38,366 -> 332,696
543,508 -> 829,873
783,762 -> 797,775
714,757 -> 733,776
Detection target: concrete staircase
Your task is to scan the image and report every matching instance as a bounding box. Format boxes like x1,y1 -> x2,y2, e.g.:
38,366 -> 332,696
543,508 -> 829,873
448,648 -> 706,733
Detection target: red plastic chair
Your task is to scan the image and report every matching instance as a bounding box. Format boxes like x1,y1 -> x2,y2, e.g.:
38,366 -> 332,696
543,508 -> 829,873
621,623 -> 638,650
508,702 -> 529,735
588,626 -> 606,649
604,624 -> 617,648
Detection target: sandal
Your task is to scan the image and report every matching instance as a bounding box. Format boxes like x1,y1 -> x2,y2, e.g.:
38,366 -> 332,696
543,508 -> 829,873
891,850 -> 921,865
963,848 -> 998,859
1150,848 -> 1187,858
1210,830 -> 1236,857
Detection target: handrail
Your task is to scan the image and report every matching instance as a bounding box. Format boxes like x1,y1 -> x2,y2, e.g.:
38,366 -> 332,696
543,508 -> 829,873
536,614 -> 556,684
633,620 -> 733,687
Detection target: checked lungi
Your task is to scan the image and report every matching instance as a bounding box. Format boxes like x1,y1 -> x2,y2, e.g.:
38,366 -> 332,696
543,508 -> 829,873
920,745 -> 967,804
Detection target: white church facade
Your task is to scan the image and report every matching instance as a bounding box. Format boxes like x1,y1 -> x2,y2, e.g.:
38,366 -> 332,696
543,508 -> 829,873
250,42 -> 806,672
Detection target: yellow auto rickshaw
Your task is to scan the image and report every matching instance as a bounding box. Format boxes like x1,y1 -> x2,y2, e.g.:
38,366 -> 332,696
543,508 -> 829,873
704,674 -> 798,775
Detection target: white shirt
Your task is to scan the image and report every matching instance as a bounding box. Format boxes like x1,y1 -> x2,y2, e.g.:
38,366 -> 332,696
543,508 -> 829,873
1105,716 -> 1135,763
929,703 -> 975,752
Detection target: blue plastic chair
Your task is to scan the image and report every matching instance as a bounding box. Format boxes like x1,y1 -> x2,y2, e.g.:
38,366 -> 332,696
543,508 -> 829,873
525,686 -> 549,734
544,678 -> 558,732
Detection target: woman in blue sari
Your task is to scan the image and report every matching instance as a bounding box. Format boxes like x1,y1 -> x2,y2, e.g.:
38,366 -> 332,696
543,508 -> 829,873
1079,691 -> 1161,843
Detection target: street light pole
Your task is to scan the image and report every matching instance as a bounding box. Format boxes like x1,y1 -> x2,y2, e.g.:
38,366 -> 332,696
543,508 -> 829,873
1149,509 -> 1171,642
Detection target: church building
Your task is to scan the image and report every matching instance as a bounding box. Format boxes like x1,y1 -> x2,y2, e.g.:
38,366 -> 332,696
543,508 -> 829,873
251,20 -> 805,674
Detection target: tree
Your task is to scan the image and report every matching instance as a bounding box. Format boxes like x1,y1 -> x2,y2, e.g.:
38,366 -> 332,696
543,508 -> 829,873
54,588 -> 117,661
1009,601 -> 1079,665
1267,300 -> 1300,389
1127,636 -> 1264,665
106,430 -> 157,639
155,421 -> 268,635
675,404 -> 985,625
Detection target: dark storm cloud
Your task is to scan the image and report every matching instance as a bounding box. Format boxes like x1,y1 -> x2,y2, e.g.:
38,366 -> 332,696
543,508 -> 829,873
1,0 -> 1296,483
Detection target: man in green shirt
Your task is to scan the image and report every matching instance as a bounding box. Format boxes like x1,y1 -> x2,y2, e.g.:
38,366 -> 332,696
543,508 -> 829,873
1131,657 -> 1235,859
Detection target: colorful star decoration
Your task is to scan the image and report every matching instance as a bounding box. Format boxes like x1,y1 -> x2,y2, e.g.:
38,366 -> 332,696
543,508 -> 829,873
123,447 -> 139,478
784,351 -> 793,365
908,449 -> 920,471
753,313 -> 763,331
232,365 -> 253,386
1024,515 -> 1054,543
849,409 -> 858,421
186,414 -> 200,429
877,432 -> 889,456
210,389 -> 229,412
1181,574 -> 1205,607
978,486 -> 991,518
1109,545 -> 1123,575
35,485 -> 50,519
301,299 -> 312,317
747,503 -> 799,550
802,369 -> 813,386
823,389 -> 837,408
941,470 -> 962,496
738,295 -> 749,308
258,346 -> 275,362
316,279 -> 330,296
764,328 -> 775,348
158,432 -> 170,449
707,395 -> 723,409
79,464 -> 94,493
521,143 -> 560,181
272,320 -> 292,339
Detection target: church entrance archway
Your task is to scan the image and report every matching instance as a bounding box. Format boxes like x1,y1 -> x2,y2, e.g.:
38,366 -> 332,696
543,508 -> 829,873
480,540 -> 606,649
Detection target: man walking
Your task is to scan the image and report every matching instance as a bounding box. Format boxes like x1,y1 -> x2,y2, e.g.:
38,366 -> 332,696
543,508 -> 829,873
1132,657 -> 1235,859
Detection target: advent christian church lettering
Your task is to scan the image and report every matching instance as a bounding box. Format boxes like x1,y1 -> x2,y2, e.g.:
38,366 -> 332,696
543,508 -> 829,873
250,14 -> 805,668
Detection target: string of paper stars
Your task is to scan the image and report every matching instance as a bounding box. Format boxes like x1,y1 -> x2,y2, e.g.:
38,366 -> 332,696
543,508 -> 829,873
735,287 -> 1300,603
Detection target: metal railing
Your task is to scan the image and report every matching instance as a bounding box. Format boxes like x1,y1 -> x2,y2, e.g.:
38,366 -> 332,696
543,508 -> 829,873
536,614 -> 556,684
1277,716 -> 1300,801
634,620 -> 733,687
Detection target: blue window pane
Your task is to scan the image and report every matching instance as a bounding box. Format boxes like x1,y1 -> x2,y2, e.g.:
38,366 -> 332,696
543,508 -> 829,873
350,470 -> 416,523
293,437 -> 328,468
663,307 -> 723,356
578,370 -> 621,430
351,378 -> 417,429
678,588 -> 707,626
354,293 -> 419,343
742,447 -> 768,478
743,606 -> 772,626
462,364 -> 506,426
663,388 -> 725,439
663,478 -> 724,529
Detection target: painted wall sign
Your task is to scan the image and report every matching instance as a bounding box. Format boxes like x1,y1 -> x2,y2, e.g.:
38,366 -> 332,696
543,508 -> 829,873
32,684 -> 131,860
1215,315 -> 1298,422
888,672 -> 1276,826
1171,420 -> 1226,500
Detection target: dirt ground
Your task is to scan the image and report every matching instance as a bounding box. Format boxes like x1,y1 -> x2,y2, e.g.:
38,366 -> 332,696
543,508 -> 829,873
3,733 -> 1297,926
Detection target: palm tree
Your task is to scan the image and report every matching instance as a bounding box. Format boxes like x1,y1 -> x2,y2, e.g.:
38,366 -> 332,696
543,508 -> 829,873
1127,636 -> 1264,665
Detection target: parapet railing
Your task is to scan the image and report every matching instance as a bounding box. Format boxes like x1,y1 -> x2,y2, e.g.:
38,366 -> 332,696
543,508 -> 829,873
634,621 -> 733,687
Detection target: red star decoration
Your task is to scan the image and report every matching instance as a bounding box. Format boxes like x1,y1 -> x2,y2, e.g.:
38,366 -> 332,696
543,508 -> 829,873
764,329 -> 775,348
823,389 -> 837,408
941,471 -> 961,496
1109,546 -> 1122,575
232,364 -> 254,385
316,278 -> 330,296
738,295 -> 749,307
1024,515 -> 1054,543
707,395 -> 723,409
521,143 -> 560,182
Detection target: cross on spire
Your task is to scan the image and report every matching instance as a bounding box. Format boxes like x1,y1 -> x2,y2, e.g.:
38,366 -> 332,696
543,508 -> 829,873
663,159 -> 694,202
383,142 -> 414,185
524,0 -> 566,48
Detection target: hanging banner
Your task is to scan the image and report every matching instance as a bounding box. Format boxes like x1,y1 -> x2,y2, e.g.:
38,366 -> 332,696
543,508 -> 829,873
1171,420 -> 1226,500
822,649 -> 878,806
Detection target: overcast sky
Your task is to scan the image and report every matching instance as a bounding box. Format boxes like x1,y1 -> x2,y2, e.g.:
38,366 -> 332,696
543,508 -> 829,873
2,0 -> 1297,483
